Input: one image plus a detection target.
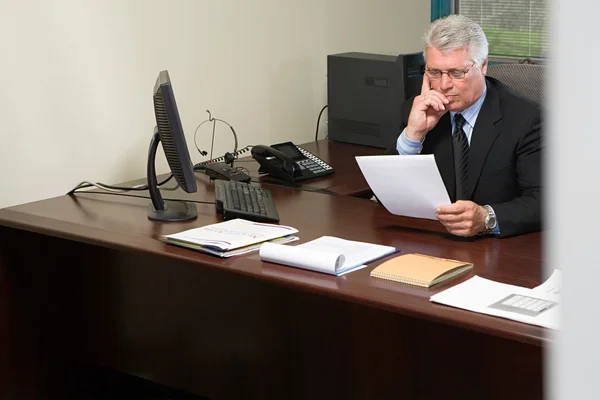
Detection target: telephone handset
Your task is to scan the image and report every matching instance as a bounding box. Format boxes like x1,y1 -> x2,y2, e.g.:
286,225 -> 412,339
251,141 -> 334,183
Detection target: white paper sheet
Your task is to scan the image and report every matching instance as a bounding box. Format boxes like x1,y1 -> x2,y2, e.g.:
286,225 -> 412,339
260,242 -> 345,275
299,236 -> 396,271
162,218 -> 299,257
430,275 -> 560,330
356,155 -> 451,220
260,236 -> 397,276
533,269 -> 561,296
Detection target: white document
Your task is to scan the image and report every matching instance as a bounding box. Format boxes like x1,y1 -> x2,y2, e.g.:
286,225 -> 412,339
532,269 -> 561,296
356,155 -> 451,220
162,219 -> 299,257
430,275 -> 560,330
260,236 -> 397,276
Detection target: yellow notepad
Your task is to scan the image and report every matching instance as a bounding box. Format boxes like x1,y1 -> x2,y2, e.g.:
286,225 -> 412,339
370,253 -> 473,288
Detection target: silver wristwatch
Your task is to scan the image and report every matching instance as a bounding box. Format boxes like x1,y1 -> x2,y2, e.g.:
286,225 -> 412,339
482,205 -> 498,232
483,205 -> 498,233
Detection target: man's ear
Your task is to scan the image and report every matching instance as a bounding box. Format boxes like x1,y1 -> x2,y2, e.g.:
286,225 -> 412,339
482,58 -> 488,75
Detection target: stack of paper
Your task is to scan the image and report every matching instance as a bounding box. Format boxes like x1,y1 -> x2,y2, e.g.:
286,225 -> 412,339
430,270 -> 561,330
162,219 -> 298,257
260,236 -> 398,276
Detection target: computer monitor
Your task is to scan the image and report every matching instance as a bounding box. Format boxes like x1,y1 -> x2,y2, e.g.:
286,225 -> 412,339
147,70 -> 198,222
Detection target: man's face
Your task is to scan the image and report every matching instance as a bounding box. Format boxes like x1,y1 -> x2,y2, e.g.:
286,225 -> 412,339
425,47 -> 487,112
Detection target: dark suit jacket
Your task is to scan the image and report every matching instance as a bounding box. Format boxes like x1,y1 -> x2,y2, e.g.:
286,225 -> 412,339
395,76 -> 542,238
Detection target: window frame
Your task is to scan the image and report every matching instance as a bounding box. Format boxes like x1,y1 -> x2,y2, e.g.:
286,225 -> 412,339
430,0 -> 547,64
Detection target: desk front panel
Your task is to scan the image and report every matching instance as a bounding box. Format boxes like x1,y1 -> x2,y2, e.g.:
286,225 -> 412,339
0,227 -> 542,399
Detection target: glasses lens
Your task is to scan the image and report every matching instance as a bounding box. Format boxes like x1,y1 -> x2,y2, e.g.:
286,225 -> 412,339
426,70 -> 442,78
449,70 -> 466,79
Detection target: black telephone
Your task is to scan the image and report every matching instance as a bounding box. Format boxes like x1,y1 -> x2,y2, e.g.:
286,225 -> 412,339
251,141 -> 334,183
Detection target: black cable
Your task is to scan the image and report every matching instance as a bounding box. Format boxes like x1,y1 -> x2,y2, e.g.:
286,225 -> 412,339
69,190 -> 216,205
227,158 -> 255,163
236,166 -> 251,176
314,105 -> 328,141
98,174 -> 174,191
66,175 -> 174,195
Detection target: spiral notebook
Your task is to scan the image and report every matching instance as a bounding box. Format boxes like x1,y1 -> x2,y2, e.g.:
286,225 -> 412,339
370,253 -> 473,288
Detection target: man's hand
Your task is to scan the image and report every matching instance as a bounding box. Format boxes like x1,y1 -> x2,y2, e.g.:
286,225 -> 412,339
405,74 -> 449,142
436,201 -> 486,237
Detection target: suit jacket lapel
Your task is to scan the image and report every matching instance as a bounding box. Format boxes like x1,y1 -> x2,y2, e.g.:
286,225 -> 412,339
467,80 -> 502,199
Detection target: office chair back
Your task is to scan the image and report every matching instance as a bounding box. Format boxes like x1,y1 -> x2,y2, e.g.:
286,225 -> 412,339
486,64 -> 546,105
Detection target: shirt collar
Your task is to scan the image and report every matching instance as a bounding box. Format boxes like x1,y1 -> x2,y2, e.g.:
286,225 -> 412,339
450,82 -> 487,129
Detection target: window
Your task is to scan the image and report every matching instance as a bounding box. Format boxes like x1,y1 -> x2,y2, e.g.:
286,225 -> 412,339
456,0 -> 551,61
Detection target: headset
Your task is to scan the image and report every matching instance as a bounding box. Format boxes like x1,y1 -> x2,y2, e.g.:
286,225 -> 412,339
193,110 -> 240,167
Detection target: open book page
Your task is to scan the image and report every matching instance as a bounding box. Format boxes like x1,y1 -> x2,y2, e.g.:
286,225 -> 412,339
356,155 -> 451,220
430,275 -> 560,330
260,236 -> 397,276
298,236 -> 396,273
260,242 -> 344,275
163,219 -> 298,251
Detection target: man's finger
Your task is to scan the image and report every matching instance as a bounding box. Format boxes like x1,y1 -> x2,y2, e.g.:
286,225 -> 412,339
425,90 -> 450,105
436,213 -> 463,223
421,73 -> 431,94
436,203 -> 465,214
442,223 -> 475,237
449,229 -> 473,237
423,97 -> 445,112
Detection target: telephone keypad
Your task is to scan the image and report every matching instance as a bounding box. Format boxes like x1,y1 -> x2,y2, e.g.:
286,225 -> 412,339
267,141 -> 335,181
297,148 -> 334,177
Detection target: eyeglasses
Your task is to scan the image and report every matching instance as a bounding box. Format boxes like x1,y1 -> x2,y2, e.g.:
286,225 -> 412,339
424,63 -> 475,80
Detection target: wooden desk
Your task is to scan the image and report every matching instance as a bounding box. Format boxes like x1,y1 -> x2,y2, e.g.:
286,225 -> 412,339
0,141 -> 545,399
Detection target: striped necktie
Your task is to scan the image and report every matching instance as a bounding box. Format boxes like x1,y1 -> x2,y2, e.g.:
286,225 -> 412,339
453,113 -> 469,200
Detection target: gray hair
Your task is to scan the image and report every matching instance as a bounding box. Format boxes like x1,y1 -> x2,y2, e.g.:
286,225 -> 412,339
423,15 -> 489,66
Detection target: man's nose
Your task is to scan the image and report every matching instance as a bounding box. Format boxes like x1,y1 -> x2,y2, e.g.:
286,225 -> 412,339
440,73 -> 453,90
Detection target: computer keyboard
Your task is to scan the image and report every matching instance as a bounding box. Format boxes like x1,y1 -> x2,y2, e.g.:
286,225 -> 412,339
215,180 -> 280,223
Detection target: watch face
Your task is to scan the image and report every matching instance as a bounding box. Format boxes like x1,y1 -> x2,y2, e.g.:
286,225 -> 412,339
486,215 -> 497,230
484,206 -> 497,230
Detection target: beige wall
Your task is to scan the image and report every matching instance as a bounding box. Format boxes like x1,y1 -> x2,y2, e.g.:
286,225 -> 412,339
0,0 -> 429,208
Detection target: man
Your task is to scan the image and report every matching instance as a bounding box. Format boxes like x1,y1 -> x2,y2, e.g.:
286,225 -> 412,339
394,15 -> 541,238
